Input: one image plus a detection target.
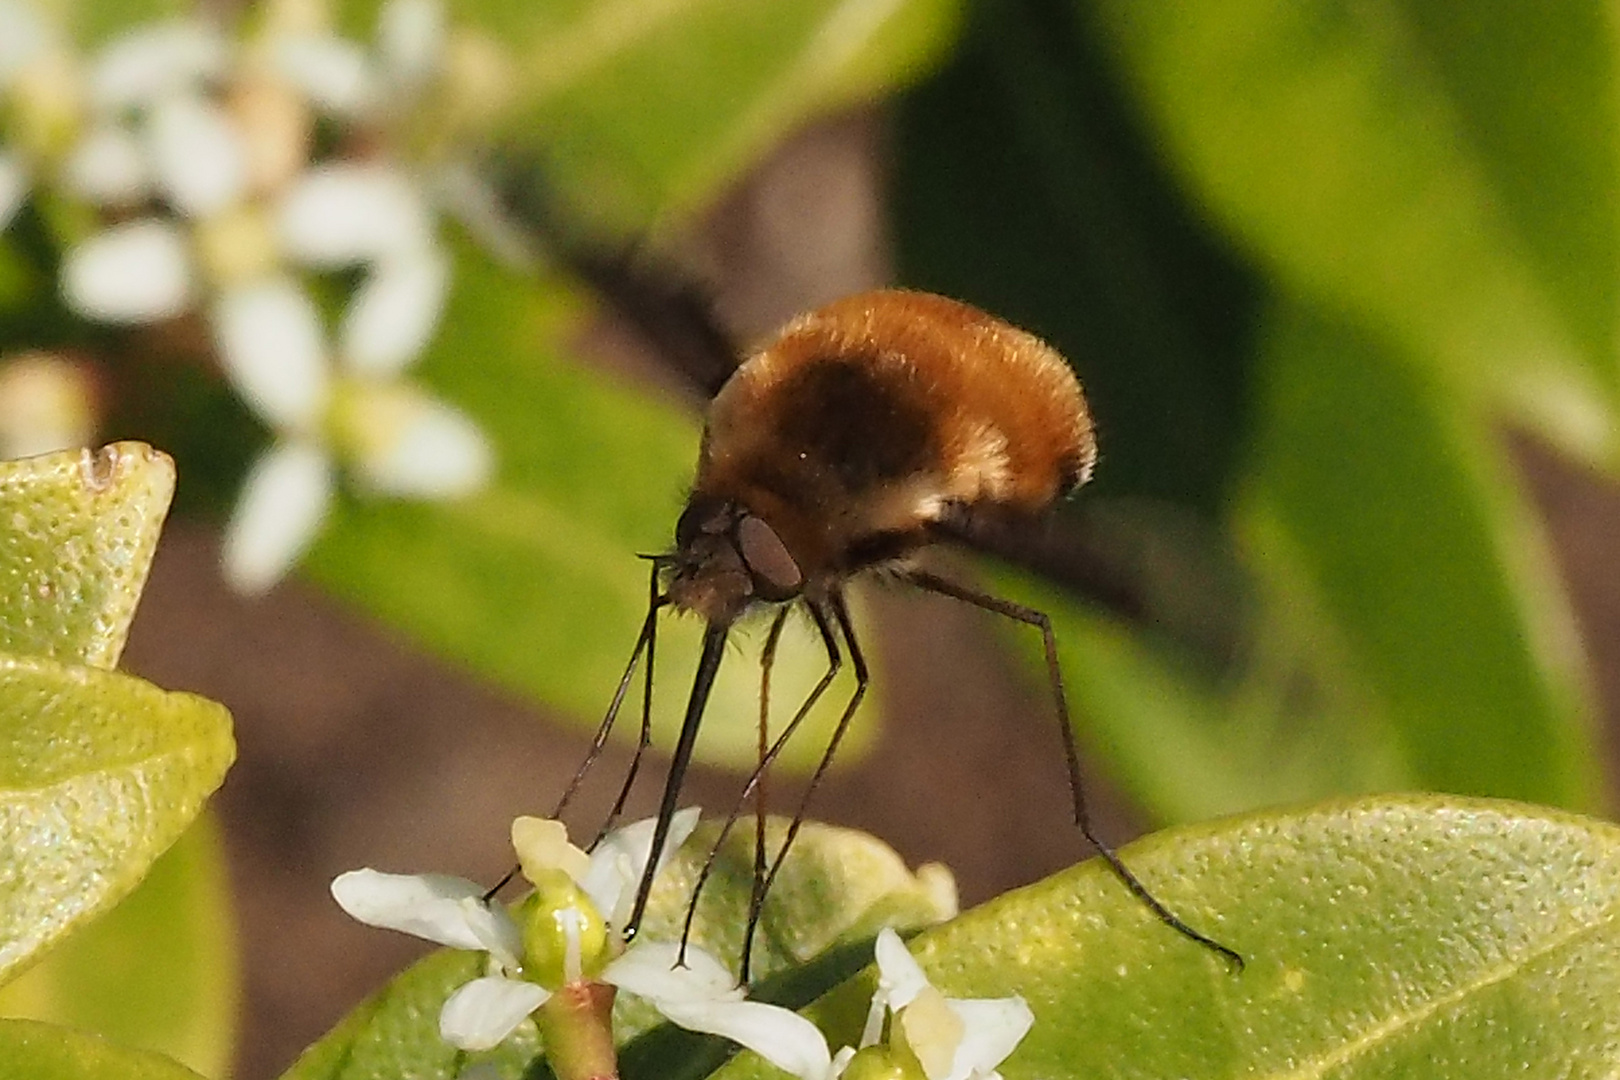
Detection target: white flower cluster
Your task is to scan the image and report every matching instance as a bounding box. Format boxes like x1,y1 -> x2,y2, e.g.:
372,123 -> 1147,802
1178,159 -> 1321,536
0,0 -> 495,593
334,813 -> 1034,1080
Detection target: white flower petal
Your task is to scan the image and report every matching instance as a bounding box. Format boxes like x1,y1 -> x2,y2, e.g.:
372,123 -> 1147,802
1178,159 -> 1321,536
274,34 -> 376,116
330,868 -> 500,948
62,124 -> 150,205
873,928 -> 931,1012
0,152 -> 27,231
654,997 -> 832,1080
278,163 -> 433,266
341,250 -> 448,376
828,1046 -> 857,1080
221,441 -> 333,593
212,278 -> 329,429
61,219 -> 192,323
0,1 -> 49,88
147,93 -> 247,217
601,940 -> 739,1004
439,976 -> 549,1052
378,0 -> 444,89
91,20 -> 227,110
584,807 -> 702,924
457,895 -> 524,971
511,817 -> 592,888
938,997 -> 1034,1080
350,389 -> 491,498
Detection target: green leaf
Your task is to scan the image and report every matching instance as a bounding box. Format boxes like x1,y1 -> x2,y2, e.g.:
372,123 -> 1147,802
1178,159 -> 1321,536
0,817 -> 237,1078
1241,302 -> 1597,808
456,0 -> 961,227
279,818 -> 953,1080
0,1019 -> 208,1080
716,794 -> 1620,1079
0,443 -> 174,670
0,652 -> 234,985
1089,0 -> 1620,465
307,249 -> 880,770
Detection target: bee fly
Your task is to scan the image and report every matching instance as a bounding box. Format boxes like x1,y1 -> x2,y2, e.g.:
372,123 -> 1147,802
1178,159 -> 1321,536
557,288 -> 1242,977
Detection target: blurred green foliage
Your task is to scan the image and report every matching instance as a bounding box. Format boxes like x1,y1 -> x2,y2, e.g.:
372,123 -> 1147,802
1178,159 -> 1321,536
5,0 -> 1620,1073
716,795 -> 1620,1080
894,0 -> 1610,823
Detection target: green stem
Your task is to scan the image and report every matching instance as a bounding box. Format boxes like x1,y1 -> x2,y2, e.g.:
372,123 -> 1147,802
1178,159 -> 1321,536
534,980 -> 620,1080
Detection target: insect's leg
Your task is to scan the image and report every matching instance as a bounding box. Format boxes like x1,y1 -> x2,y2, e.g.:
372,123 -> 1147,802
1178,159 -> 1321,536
678,603 -> 841,969
754,608 -> 793,931
624,620 -> 730,940
899,568 -> 1244,971
484,574 -> 664,902
588,560 -> 664,847
740,588 -> 868,983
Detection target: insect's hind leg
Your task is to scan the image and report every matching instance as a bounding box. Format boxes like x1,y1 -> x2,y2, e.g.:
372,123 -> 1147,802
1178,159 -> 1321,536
739,587 -> 868,984
678,602 -> 842,972
898,567 -> 1244,972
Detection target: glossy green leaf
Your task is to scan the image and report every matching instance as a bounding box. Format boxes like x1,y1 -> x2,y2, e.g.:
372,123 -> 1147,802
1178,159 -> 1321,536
307,249 -> 879,770
716,794 -> 1620,1079
0,653 -> 235,985
279,818 -> 954,1080
1089,0 -> 1620,465
0,1019 -> 208,1080
0,443 -> 174,669
1241,303 -> 1596,808
0,817 -> 238,1078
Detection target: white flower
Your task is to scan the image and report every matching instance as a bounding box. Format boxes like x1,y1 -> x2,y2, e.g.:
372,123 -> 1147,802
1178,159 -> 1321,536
61,123 -> 149,204
835,929 -> 1033,1080
88,19 -> 227,111
0,1 -> 51,89
277,162 -> 435,265
60,219 -> 193,322
146,91 -> 248,216
215,260 -> 489,594
331,812 -> 831,1078
270,0 -> 445,120
219,440 -> 334,594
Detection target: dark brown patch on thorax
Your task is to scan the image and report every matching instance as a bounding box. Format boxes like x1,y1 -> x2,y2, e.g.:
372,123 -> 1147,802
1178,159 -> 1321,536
769,353 -> 937,495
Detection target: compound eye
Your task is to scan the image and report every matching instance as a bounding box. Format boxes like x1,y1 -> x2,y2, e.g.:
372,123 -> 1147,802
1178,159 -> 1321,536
735,514 -> 802,601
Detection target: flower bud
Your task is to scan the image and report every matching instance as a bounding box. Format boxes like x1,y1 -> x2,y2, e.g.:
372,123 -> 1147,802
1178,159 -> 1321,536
519,878 -> 610,990
838,1045 -> 919,1080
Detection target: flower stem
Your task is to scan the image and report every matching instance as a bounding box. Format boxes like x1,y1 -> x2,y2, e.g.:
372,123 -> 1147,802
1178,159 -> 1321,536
534,980 -> 619,1080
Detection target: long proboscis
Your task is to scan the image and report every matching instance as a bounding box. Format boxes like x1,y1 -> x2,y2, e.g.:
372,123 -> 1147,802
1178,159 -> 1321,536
624,618 -> 730,938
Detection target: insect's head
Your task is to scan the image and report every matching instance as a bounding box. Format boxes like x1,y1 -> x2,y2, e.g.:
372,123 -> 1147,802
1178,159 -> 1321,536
664,492 -> 804,624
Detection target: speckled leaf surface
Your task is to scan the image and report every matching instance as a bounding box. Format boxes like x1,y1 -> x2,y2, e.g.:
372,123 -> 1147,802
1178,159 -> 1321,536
715,795 -> 1620,1079
0,653 -> 234,985
0,443 -> 174,669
